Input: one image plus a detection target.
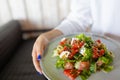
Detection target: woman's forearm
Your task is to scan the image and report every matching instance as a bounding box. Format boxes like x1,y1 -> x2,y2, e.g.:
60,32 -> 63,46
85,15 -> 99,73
41,29 -> 63,41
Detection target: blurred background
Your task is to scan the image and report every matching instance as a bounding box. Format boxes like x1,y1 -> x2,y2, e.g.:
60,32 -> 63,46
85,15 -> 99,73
0,0 -> 72,80
0,0 -> 71,30
0,0 -> 72,38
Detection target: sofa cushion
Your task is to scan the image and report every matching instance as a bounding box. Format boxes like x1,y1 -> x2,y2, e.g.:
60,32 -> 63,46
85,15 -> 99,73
0,20 -> 22,70
0,39 -> 47,80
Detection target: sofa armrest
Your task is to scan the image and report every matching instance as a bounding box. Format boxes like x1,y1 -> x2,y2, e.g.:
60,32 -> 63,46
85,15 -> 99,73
0,20 -> 22,70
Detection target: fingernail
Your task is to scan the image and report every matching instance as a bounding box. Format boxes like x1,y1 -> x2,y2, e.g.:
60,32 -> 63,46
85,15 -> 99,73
37,72 -> 42,76
37,54 -> 41,60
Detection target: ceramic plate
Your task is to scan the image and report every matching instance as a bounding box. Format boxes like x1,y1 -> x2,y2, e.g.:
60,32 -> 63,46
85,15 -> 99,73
40,33 -> 120,80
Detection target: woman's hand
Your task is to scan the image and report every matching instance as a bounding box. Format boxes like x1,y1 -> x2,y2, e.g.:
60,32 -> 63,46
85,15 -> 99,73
32,29 -> 63,74
32,34 -> 49,74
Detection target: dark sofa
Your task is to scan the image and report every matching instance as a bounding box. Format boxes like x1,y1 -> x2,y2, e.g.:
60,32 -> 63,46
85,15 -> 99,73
0,20 -> 47,80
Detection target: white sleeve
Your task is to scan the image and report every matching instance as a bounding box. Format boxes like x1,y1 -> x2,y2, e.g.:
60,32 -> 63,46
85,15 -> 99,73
55,0 -> 92,35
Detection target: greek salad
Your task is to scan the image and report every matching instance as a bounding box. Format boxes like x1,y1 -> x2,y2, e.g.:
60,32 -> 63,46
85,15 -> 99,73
52,34 -> 114,80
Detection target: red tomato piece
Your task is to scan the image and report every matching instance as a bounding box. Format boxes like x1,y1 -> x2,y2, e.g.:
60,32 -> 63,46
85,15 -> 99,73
63,46 -> 68,51
92,47 -> 99,58
99,49 -> 105,56
64,69 -> 81,80
96,39 -> 101,43
72,44 -> 79,50
60,42 -> 64,45
92,54 -> 98,59
79,41 -> 84,47
59,39 -> 67,45
68,49 -> 78,59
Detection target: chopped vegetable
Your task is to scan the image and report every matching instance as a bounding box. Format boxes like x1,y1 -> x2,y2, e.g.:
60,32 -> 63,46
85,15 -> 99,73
90,62 -> 97,73
64,69 -> 81,80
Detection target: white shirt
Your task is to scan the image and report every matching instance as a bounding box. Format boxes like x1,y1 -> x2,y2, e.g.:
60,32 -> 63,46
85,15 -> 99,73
55,0 -> 120,36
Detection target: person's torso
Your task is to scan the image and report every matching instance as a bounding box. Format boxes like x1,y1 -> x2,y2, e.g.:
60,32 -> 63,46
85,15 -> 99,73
90,0 -> 120,36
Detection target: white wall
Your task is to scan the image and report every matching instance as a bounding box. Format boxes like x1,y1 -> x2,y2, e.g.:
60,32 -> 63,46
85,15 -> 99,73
0,0 -> 71,30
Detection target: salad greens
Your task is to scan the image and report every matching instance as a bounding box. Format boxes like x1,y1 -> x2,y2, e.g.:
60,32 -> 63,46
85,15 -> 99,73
52,34 -> 114,80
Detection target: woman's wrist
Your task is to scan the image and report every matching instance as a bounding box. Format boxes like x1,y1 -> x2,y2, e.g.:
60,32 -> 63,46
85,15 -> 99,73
41,29 -> 63,41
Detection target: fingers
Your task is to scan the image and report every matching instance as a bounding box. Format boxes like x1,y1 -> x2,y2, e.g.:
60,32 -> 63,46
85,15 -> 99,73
33,57 -> 42,74
32,41 -> 44,74
32,49 -> 42,74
